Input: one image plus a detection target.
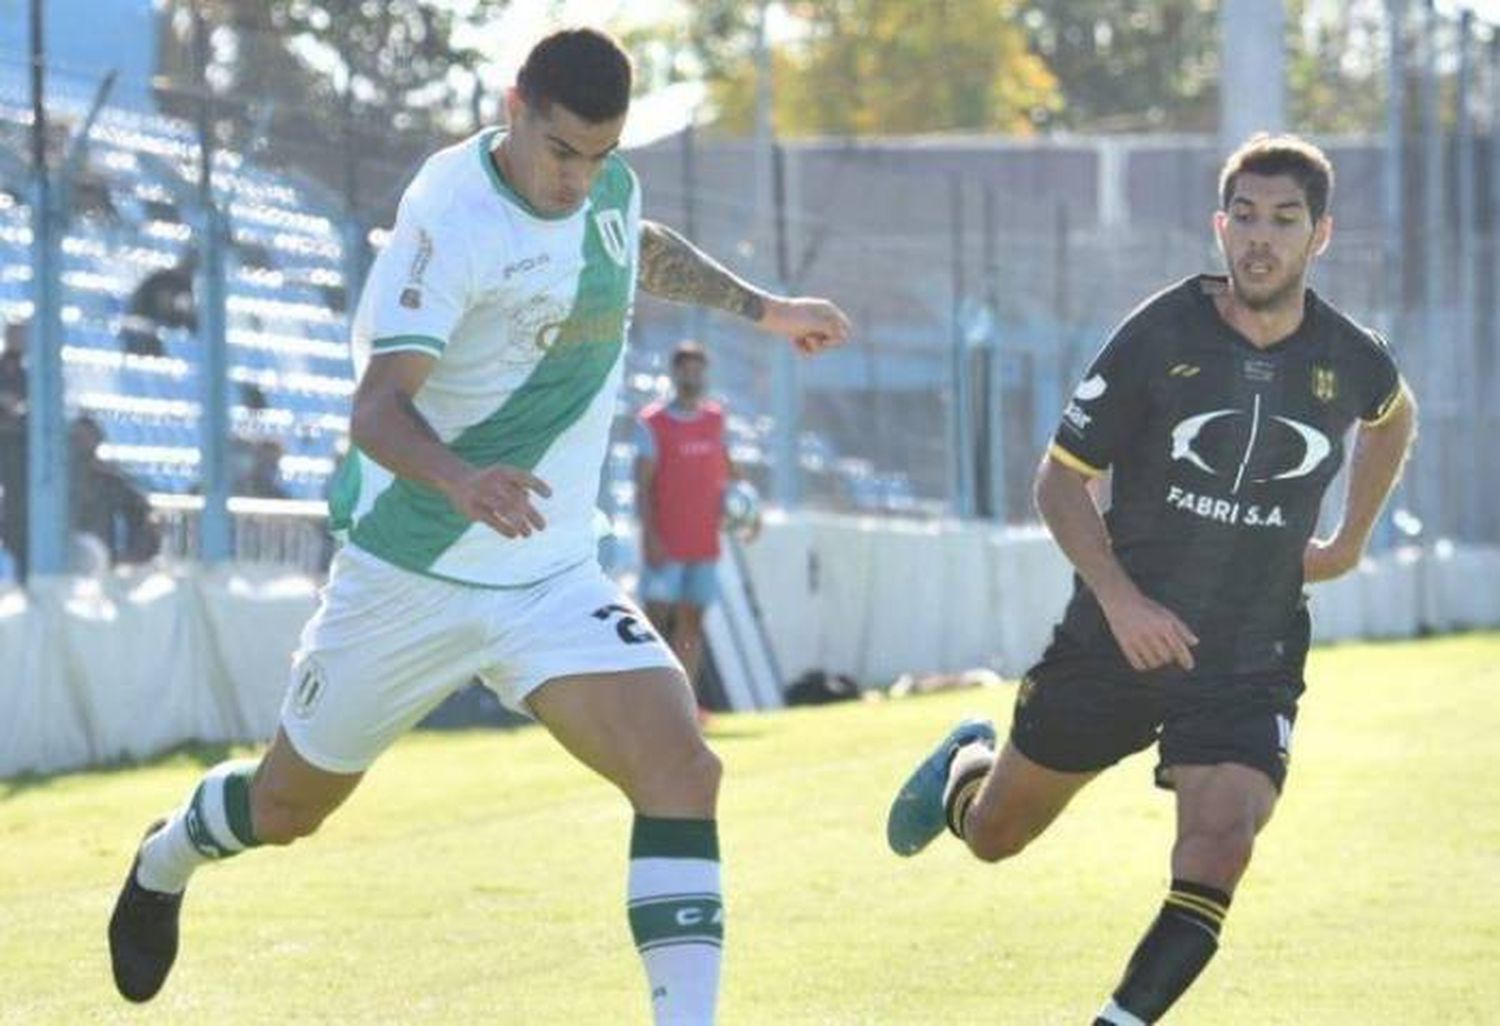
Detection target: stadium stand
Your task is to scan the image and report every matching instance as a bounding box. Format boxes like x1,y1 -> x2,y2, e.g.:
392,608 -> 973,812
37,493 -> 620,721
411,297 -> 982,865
0,96 -> 349,505
0,93 -> 924,566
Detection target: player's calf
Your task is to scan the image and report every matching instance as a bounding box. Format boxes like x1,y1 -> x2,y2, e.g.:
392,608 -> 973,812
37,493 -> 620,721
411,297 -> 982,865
1094,879 -> 1233,1026
946,739 -> 1095,864
623,747 -> 724,1025
958,784 -> 1037,864
248,767 -> 350,845
530,668 -> 727,1024
1095,763 -> 1275,1023
246,728 -> 365,846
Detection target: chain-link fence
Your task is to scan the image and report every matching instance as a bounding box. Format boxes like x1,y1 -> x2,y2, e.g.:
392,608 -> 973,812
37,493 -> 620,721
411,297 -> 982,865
1,3 -> 1497,585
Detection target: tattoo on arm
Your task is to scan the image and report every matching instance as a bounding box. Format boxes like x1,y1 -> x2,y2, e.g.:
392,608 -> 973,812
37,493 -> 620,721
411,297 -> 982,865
638,219 -> 766,321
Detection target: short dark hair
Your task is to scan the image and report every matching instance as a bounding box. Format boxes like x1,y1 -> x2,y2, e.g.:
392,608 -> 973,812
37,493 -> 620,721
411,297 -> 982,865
671,340 -> 708,367
516,28 -> 632,123
1219,133 -> 1335,222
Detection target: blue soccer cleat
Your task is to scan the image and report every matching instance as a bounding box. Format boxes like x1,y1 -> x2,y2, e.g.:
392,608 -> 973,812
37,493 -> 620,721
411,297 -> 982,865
886,717 -> 997,856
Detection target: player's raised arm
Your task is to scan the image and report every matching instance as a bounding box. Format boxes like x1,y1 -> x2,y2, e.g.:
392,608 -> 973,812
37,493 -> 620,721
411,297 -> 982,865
637,219 -> 851,353
1304,380 -> 1418,582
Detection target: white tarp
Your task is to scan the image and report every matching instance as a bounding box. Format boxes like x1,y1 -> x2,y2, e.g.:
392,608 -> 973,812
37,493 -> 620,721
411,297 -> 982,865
1,567 -> 317,777
739,514 -> 1500,687
1,529 -> 1496,778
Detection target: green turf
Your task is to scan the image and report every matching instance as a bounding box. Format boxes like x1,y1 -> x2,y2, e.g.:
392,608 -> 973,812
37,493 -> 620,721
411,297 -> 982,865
2,634 -> 1497,1024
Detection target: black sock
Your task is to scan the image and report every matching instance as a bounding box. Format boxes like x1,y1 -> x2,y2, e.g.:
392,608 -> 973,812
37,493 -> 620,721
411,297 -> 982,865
1099,879 -> 1231,1024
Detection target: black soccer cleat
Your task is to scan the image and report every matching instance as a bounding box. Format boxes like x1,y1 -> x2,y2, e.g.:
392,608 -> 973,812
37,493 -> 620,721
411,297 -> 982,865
108,819 -> 184,1003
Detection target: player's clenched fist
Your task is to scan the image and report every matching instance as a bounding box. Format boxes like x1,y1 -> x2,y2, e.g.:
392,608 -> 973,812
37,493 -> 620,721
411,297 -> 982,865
441,465 -> 553,539
758,296 -> 853,355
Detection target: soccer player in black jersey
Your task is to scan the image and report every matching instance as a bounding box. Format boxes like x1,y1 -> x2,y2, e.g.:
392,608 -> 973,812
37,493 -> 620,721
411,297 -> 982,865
886,134 -> 1418,1024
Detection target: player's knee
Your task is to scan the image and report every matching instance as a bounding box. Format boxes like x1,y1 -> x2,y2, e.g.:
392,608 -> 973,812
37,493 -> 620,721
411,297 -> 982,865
1178,824 -> 1256,888
675,743 -> 722,806
631,742 -> 721,815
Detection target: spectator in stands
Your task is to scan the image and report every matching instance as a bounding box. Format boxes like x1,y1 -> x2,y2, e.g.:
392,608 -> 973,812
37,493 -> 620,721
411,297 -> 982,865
71,165 -> 121,226
0,319 -> 25,414
121,249 -> 198,357
634,341 -> 760,711
36,120 -> 120,228
235,439 -> 289,499
0,319 -> 26,580
70,415 -> 160,567
239,383 -> 270,411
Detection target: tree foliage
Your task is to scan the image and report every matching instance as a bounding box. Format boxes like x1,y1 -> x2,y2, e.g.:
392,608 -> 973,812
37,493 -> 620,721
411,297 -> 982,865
649,0 -> 1404,139
691,0 -> 1061,137
156,0 -> 506,142
1018,0 -> 1219,131
1286,0 -> 1389,135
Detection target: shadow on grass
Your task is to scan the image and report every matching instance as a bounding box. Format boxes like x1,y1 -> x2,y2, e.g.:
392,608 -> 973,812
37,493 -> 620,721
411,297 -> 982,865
0,740 -> 243,801
701,725 -> 771,742
0,680 -> 820,799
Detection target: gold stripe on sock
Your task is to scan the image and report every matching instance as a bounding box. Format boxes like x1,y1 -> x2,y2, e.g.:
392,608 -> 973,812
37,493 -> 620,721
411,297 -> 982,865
1166,892 -> 1227,925
1170,887 -> 1229,916
950,777 -> 984,838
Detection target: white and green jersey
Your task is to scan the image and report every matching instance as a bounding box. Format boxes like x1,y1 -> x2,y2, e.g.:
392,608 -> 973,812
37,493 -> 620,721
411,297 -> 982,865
329,128 -> 640,587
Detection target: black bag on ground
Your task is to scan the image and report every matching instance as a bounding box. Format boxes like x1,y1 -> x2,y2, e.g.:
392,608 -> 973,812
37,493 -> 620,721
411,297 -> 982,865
785,670 -> 861,706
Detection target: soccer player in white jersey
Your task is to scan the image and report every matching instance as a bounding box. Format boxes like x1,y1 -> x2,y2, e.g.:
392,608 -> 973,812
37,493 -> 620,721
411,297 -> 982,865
108,29 -> 850,1023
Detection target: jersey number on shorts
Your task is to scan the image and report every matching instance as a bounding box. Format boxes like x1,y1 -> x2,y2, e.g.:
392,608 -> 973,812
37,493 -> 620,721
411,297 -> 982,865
592,603 -> 658,645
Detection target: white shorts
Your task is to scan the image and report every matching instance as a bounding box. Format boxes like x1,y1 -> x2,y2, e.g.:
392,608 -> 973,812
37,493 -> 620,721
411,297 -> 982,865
280,545 -> 681,773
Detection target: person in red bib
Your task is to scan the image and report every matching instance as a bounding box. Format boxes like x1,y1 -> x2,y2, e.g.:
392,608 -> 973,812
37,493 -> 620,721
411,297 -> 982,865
635,341 -> 757,707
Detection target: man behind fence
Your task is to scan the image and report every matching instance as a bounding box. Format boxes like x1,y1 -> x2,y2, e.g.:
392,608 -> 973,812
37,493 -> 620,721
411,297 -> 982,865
886,134 -> 1418,1025
108,27 -> 849,1024
635,340 -> 759,713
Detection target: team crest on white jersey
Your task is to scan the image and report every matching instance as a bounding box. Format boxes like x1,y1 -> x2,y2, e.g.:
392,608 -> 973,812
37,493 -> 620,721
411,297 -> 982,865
290,659 -> 328,720
594,209 -> 629,267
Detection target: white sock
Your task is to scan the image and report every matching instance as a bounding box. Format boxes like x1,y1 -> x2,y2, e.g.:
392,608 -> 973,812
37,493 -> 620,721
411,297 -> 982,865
1097,998 -> 1149,1026
135,759 -> 261,893
628,817 -> 723,1026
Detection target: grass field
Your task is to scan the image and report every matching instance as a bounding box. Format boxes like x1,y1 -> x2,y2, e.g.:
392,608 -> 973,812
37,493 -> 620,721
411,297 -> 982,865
2,634 -> 1497,1025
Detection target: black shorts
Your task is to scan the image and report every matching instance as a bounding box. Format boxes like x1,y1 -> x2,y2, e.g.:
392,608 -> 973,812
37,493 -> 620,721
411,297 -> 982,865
1009,640 -> 1305,793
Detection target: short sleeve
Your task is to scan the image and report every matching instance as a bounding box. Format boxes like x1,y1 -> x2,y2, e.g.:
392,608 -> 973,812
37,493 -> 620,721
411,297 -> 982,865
1356,332 -> 1403,425
362,195 -> 472,359
1050,326 -> 1151,476
634,416 -> 657,461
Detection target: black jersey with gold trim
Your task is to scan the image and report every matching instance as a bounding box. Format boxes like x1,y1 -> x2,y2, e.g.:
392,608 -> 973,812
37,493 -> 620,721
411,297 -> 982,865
1049,274 -> 1402,679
